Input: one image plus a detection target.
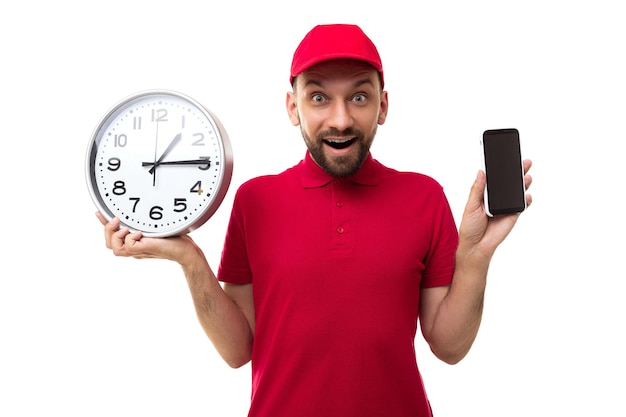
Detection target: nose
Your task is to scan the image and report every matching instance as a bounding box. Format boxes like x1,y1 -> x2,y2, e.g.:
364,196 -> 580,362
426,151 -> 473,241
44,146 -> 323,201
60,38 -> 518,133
327,100 -> 354,132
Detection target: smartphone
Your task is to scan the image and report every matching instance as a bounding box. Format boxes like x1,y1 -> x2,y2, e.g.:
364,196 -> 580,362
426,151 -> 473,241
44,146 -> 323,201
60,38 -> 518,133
481,128 -> 526,216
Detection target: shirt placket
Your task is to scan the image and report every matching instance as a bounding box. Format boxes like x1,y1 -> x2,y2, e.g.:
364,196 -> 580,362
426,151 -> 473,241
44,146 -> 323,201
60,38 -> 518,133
331,179 -> 352,252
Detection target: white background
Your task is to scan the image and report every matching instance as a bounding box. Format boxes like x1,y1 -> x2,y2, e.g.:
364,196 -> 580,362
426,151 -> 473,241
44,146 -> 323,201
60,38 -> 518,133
1,1 -> 624,416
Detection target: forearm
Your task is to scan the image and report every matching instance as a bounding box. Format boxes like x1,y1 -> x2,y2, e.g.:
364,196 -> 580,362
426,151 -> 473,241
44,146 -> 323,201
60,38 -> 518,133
181,246 -> 253,368
427,247 -> 491,364
424,163 -> 531,364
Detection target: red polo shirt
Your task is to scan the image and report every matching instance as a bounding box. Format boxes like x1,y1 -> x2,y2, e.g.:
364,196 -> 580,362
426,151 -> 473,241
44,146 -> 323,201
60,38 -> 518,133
218,152 -> 458,417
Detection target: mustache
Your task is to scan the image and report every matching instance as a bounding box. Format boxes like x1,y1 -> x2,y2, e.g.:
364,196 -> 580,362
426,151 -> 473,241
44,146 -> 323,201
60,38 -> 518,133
317,127 -> 361,141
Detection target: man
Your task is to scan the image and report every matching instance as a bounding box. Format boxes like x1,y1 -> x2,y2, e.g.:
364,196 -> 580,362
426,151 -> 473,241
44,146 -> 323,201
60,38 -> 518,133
98,23 -> 533,417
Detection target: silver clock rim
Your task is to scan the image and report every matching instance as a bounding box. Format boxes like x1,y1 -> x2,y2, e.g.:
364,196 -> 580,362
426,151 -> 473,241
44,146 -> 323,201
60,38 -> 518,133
85,89 -> 234,237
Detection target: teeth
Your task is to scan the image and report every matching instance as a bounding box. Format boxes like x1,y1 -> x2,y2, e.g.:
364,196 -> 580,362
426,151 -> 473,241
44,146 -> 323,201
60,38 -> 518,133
324,138 -> 354,149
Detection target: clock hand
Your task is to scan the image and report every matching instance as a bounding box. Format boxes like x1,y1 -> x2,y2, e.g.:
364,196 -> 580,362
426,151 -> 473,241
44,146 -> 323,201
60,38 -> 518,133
149,133 -> 183,175
152,122 -> 160,186
142,157 -> 211,167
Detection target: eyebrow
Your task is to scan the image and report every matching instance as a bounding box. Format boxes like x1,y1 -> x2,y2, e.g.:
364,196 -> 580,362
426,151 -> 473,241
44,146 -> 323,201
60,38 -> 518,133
302,77 -> 376,90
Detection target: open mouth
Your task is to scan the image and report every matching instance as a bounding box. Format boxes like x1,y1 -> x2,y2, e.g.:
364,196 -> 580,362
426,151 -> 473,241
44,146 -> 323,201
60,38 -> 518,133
323,138 -> 355,150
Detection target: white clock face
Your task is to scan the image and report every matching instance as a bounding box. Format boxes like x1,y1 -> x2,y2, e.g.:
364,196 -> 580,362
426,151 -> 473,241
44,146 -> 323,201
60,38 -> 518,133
86,90 -> 233,237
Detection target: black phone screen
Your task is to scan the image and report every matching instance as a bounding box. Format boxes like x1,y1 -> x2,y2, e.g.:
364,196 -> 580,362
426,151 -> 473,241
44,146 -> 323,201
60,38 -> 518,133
482,128 -> 526,215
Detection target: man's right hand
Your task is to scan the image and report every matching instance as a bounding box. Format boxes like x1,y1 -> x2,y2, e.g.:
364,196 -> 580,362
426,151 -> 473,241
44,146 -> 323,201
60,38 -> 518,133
95,212 -> 199,265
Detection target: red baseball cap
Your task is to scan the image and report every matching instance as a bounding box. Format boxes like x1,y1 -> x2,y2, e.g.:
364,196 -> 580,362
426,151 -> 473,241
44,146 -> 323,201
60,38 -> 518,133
290,24 -> 384,88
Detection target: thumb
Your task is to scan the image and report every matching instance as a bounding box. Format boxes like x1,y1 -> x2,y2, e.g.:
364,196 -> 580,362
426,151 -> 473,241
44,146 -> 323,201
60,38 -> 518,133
465,170 -> 486,215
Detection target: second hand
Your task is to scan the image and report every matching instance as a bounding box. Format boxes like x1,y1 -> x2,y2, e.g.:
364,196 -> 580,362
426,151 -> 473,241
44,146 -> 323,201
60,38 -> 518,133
152,122 -> 160,186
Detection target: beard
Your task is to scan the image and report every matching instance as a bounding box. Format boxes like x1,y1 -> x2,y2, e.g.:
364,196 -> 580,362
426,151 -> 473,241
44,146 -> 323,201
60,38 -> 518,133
302,126 -> 375,178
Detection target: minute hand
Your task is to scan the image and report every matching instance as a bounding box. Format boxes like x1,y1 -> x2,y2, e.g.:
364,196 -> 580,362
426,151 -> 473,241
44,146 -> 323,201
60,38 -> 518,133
150,133 -> 182,174
142,158 -> 211,168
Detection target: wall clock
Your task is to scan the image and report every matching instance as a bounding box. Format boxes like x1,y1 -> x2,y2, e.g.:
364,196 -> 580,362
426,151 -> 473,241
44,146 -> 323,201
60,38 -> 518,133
86,90 -> 233,237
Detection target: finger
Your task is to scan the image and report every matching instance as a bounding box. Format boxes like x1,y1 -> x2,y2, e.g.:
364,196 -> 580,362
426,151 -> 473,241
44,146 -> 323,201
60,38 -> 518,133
123,230 -> 143,249
524,174 -> 533,190
110,226 -> 131,256
526,193 -> 533,208
467,170 -> 486,211
102,217 -> 121,249
123,230 -> 149,258
96,212 -> 113,249
95,212 -> 108,226
522,159 -> 532,174
522,160 -> 533,208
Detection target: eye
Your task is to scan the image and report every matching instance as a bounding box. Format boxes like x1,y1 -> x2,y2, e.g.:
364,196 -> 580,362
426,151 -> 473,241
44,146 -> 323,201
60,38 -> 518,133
352,93 -> 367,103
312,93 -> 326,103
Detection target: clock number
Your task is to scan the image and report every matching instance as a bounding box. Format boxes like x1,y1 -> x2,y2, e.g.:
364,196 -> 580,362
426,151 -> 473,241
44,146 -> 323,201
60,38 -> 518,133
174,198 -> 187,213
150,206 -> 164,220
133,116 -> 142,129
107,157 -> 121,171
129,197 -> 140,212
198,156 -> 211,171
181,115 -> 185,129
190,181 -> 203,195
112,181 -> 126,195
114,134 -> 128,147
152,109 -> 168,122
192,133 -> 204,146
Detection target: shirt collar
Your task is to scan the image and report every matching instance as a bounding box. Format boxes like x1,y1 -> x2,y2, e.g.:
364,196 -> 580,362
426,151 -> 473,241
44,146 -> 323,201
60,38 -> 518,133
299,151 -> 380,188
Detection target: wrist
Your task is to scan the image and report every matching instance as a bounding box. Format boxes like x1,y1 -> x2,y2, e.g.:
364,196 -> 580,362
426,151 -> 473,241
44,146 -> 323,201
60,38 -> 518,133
455,243 -> 492,275
178,239 -> 208,273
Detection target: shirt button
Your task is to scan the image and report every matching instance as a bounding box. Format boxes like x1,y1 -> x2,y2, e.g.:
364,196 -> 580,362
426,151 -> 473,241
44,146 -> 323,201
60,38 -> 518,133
336,226 -> 345,234
334,179 -> 342,186
336,201 -> 344,208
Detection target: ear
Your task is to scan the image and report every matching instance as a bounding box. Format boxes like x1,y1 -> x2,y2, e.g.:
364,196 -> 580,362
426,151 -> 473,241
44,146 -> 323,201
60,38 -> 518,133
377,90 -> 389,125
286,91 -> 300,126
